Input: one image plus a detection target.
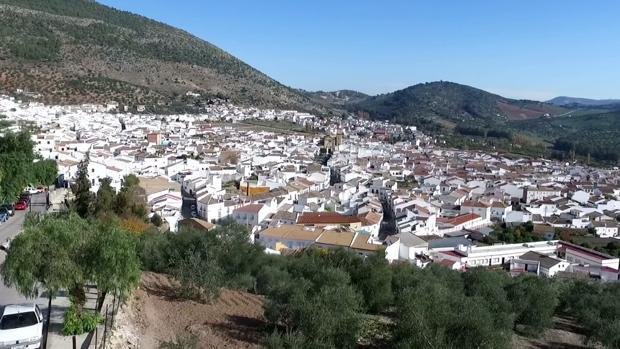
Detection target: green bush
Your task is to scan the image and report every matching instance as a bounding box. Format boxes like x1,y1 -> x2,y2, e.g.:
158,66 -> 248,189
62,304 -> 102,336
159,335 -> 198,349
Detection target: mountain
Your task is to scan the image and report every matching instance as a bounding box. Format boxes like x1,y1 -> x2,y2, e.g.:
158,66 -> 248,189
0,0 -> 321,113
302,90 -> 369,107
547,96 -> 620,109
349,81 -> 567,130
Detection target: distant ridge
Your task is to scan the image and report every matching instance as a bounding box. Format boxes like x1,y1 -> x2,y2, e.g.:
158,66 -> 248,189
302,89 -> 369,107
348,81 -> 567,130
547,96 -> 620,108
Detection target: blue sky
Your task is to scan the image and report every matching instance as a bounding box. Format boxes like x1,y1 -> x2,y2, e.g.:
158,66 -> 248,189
99,0 -> 620,100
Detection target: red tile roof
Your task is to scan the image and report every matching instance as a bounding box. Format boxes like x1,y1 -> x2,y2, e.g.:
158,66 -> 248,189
461,200 -> 489,208
234,204 -> 264,214
297,212 -> 362,225
437,213 -> 480,226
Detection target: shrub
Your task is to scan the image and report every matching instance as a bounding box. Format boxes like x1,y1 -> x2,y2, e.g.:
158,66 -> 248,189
159,335 -> 198,349
62,304 -> 102,336
151,213 -> 163,227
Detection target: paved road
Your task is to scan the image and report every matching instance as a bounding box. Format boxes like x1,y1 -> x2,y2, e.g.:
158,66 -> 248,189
0,193 -> 49,318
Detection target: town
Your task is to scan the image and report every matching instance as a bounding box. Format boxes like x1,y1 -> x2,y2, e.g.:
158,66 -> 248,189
2,93 -> 619,282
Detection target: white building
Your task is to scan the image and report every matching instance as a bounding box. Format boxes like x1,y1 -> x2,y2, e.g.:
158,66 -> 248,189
435,240 -> 560,268
524,186 -> 562,204
510,251 -> 570,277
232,204 -> 271,227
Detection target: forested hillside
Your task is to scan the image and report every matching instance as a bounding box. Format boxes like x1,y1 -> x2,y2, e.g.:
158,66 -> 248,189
511,111 -> 620,163
0,0 -> 322,113
348,81 -> 567,132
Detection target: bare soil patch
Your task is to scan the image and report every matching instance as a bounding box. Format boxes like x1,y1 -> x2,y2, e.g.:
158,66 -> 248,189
512,317 -> 600,349
108,272 -> 266,349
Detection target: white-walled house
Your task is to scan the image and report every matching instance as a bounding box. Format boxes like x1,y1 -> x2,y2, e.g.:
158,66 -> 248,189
385,233 -> 429,266
232,204 -> 271,227
87,161 -> 124,192
460,201 -> 491,221
437,213 -> 489,235
591,221 -> 619,238
490,201 -> 512,221
524,186 -> 562,203
197,195 -> 246,223
510,251 -> 570,277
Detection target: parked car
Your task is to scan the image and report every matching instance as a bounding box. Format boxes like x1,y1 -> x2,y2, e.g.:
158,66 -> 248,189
0,238 -> 10,252
0,304 -> 44,349
24,185 -> 43,195
0,204 -> 14,216
24,187 -> 39,195
14,201 -> 28,211
0,209 -> 8,223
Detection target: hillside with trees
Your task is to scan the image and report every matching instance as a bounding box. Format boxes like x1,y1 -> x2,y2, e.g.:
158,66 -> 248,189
0,0 -> 323,113
133,227 -> 620,349
348,81 -> 567,131
510,110 -> 620,164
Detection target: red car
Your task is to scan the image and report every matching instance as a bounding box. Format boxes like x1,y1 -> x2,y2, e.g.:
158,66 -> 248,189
14,201 -> 28,210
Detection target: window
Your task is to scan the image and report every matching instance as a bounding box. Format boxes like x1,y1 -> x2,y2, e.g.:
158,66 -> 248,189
0,312 -> 39,329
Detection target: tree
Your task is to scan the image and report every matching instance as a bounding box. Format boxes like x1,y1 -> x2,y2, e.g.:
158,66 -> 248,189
94,177 -> 116,217
116,174 -> 146,218
296,282 -> 362,349
331,250 -> 393,314
86,221 -> 140,305
506,275 -> 558,337
1,213 -> 89,346
0,131 -> 36,201
30,159 -> 58,186
72,155 -> 93,218
264,266 -> 362,349
136,230 -> 172,273
393,270 -> 511,349
2,213 -> 140,348
463,269 -> 515,335
559,281 -> 620,348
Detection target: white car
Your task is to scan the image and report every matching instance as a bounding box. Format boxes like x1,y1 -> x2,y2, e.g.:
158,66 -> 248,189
0,239 -> 10,253
0,304 -> 44,349
24,188 -> 40,195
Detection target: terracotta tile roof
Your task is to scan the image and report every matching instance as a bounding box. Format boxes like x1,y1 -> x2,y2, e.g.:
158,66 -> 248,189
234,204 -> 264,214
437,213 -> 480,226
461,200 -> 489,208
316,230 -> 356,247
260,225 -> 323,241
179,218 -> 216,232
359,211 -> 383,226
297,212 -> 362,225
350,234 -> 383,252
